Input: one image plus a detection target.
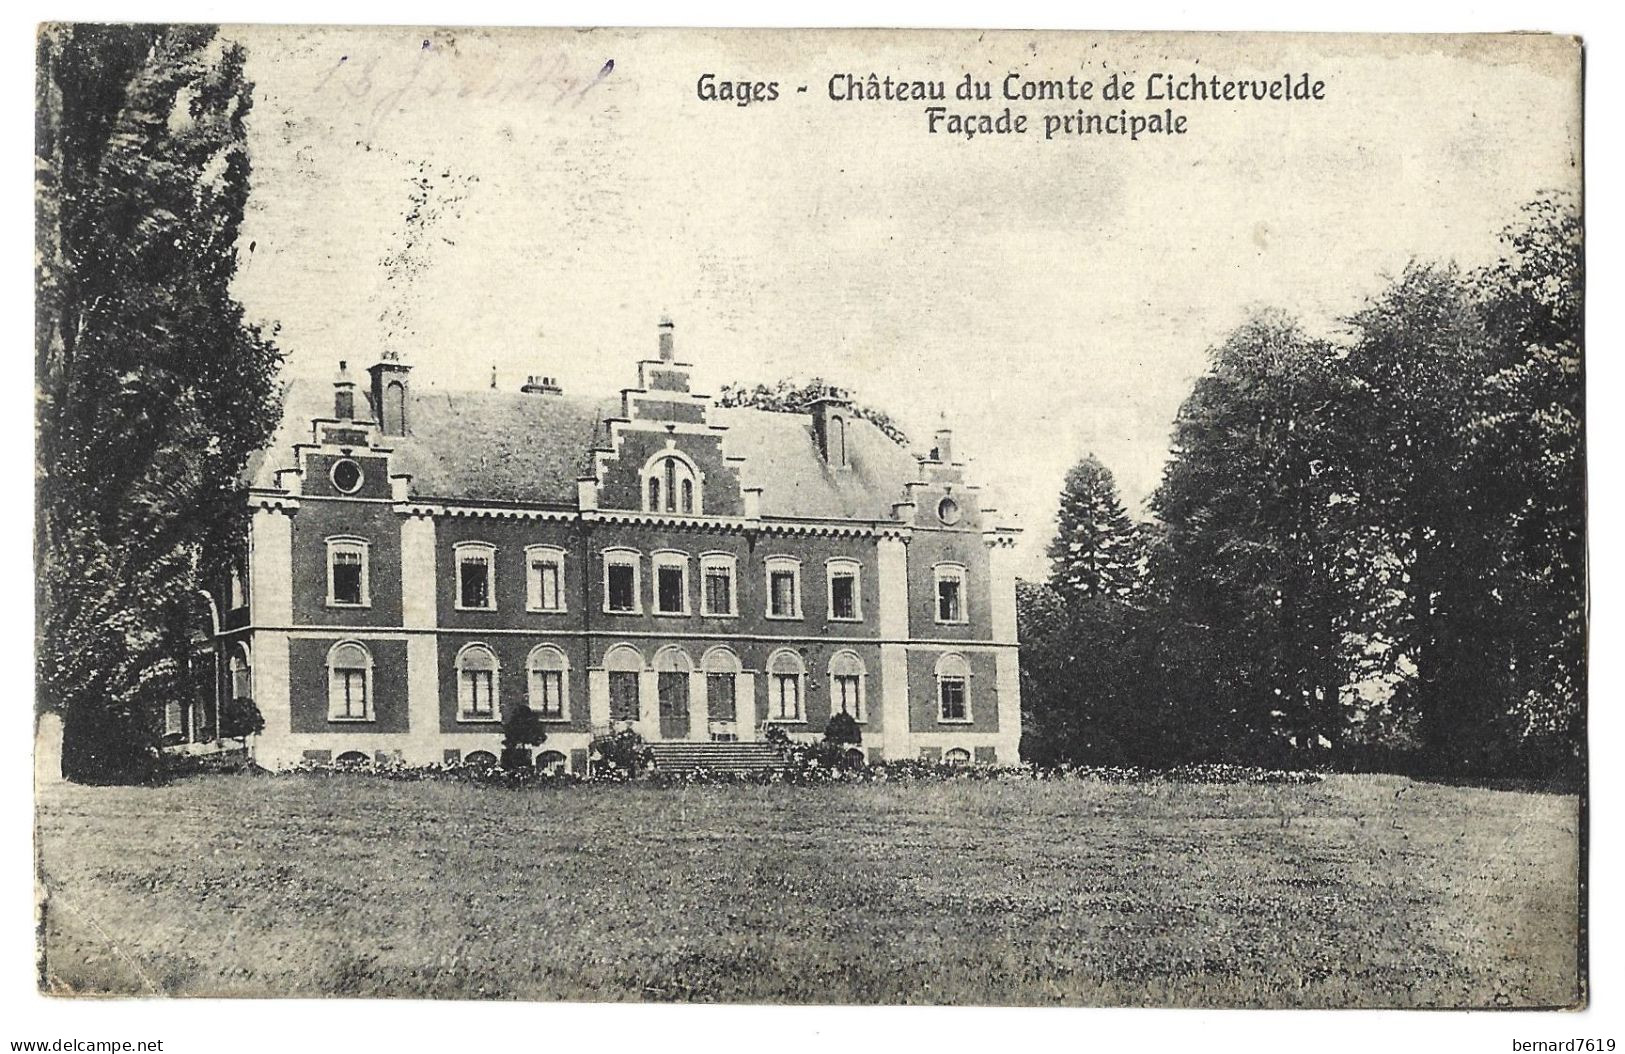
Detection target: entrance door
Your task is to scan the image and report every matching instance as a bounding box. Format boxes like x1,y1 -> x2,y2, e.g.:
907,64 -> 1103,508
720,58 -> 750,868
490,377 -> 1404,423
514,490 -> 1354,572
657,671 -> 690,740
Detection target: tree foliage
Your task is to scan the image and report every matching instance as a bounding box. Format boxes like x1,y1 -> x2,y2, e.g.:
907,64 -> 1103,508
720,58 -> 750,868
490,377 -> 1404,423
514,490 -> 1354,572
36,25 -> 282,783
1047,454 -> 1143,604
1020,195 -> 1581,779
715,378 -> 910,447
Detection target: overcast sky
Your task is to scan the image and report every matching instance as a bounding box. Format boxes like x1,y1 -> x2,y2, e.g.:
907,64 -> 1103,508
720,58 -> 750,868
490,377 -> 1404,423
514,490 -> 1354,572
229,27 -> 1580,577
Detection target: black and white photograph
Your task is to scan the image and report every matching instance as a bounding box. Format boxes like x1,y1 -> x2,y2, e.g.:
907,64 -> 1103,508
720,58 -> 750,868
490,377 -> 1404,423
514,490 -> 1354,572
22,12 -> 1595,1046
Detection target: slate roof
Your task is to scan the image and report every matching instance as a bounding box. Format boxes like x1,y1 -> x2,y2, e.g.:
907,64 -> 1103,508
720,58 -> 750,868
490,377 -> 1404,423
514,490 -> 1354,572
246,377 -> 926,521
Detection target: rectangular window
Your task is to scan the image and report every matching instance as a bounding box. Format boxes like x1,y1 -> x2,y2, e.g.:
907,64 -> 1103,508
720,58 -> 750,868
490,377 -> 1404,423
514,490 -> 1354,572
331,549 -> 364,606
834,674 -> 862,719
706,673 -> 736,722
460,555 -> 491,609
656,565 -> 686,614
461,670 -> 495,716
335,670 -> 368,718
703,564 -> 734,616
531,670 -> 564,718
939,677 -> 968,722
609,670 -> 640,721
607,563 -> 637,613
937,576 -> 962,623
772,674 -> 801,720
831,573 -> 857,620
770,571 -> 798,618
528,556 -> 563,611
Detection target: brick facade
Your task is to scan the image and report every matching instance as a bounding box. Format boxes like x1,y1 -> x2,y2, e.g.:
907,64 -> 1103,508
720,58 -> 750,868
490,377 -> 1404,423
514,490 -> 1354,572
219,324 -> 1022,771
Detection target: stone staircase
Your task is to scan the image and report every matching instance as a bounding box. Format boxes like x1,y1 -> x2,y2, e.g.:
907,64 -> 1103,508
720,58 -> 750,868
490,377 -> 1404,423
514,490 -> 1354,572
646,740 -> 788,774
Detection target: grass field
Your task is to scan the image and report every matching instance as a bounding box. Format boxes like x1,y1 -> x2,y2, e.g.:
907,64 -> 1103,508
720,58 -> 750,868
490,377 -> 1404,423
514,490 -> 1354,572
35,773 -> 1581,1006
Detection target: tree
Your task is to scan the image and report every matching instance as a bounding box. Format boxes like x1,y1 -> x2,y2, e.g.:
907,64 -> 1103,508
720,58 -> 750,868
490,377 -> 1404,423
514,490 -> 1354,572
36,26 -> 282,782
1341,265 -> 1507,772
1047,455 -> 1143,603
715,378 -> 909,446
1469,195 -> 1584,774
500,707 -> 548,770
1149,311 -> 1359,762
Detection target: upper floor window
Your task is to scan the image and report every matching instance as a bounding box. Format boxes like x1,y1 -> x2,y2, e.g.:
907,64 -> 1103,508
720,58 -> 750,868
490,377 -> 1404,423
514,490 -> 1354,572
934,562 -> 967,624
456,643 -> 500,721
526,546 -> 566,613
829,650 -> 866,722
935,652 -> 971,723
700,553 -> 737,617
826,559 -> 862,622
455,542 -> 497,611
652,551 -> 691,615
326,537 -> 370,608
767,649 -> 806,722
327,641 -> 373,721
642,451 -> 701,515
603,549 -> 641,614
228,563 -> 247,610
765,556 -> 802,620
527,645 -> 569,720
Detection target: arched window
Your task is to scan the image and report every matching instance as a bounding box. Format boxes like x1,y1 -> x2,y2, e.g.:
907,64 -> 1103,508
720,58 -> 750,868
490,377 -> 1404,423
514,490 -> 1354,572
383,380 -> 407,435
604,644 -> 644,723
831,415 -> 848,467
654,646 -> 693,734
456,643 -> 500,721
767,649 -> 806,722
828,650 -> 866,721
327,641 -> 373,721
935,653 -> 971,723
702,647 -> 742,724
943,747 -> 972,768
527,645 -> 569,720
641,451 -> 701,514
229,644 -> 253,702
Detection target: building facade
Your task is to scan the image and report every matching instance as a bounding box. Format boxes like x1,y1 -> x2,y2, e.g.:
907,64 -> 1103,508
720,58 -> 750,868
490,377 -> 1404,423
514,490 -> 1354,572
215,321 -> 1022,772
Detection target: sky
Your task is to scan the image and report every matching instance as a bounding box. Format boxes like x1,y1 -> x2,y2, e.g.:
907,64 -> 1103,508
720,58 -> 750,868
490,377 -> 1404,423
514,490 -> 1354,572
228,27 -> 1580,578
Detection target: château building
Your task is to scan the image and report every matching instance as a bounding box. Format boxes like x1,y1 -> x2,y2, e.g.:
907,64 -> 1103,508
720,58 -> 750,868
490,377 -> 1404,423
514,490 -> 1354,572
211,320 -> 1023,772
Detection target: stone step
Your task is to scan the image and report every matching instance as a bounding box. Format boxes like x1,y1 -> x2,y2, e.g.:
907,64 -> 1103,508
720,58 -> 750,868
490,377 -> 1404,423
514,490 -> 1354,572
646,741 -> 789,774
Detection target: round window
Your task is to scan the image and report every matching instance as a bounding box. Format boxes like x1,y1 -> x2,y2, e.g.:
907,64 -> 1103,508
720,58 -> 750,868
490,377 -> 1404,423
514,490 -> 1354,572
331,458 -> 364,495
937,497 -> 962,526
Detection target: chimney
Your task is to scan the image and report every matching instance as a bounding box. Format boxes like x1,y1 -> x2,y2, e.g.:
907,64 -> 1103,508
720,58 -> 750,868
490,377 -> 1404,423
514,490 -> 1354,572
933,426 -> 954,464
811,387 -> 854,469
366,350 -> 412,436
658,316 -> 675,362
521,374 -> 564,396
333,360 -> 356,420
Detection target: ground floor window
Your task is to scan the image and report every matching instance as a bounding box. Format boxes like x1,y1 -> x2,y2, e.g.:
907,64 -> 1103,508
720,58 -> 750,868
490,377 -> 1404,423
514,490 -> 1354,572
609,670 -> 640,722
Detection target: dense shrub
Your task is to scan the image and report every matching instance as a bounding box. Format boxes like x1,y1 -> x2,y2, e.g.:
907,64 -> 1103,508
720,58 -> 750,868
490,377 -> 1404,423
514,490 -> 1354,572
219,696 -> 265,741
589,728 -> 654,779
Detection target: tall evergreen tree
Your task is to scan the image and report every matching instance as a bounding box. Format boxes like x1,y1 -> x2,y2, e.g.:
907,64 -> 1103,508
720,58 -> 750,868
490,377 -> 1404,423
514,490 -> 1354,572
1047,454 -> 1143,603
36,25 -> 282,782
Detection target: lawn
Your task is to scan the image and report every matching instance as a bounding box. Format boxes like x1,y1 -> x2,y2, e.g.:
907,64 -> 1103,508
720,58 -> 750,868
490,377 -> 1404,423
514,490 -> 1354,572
35,773 -> 1581,1006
